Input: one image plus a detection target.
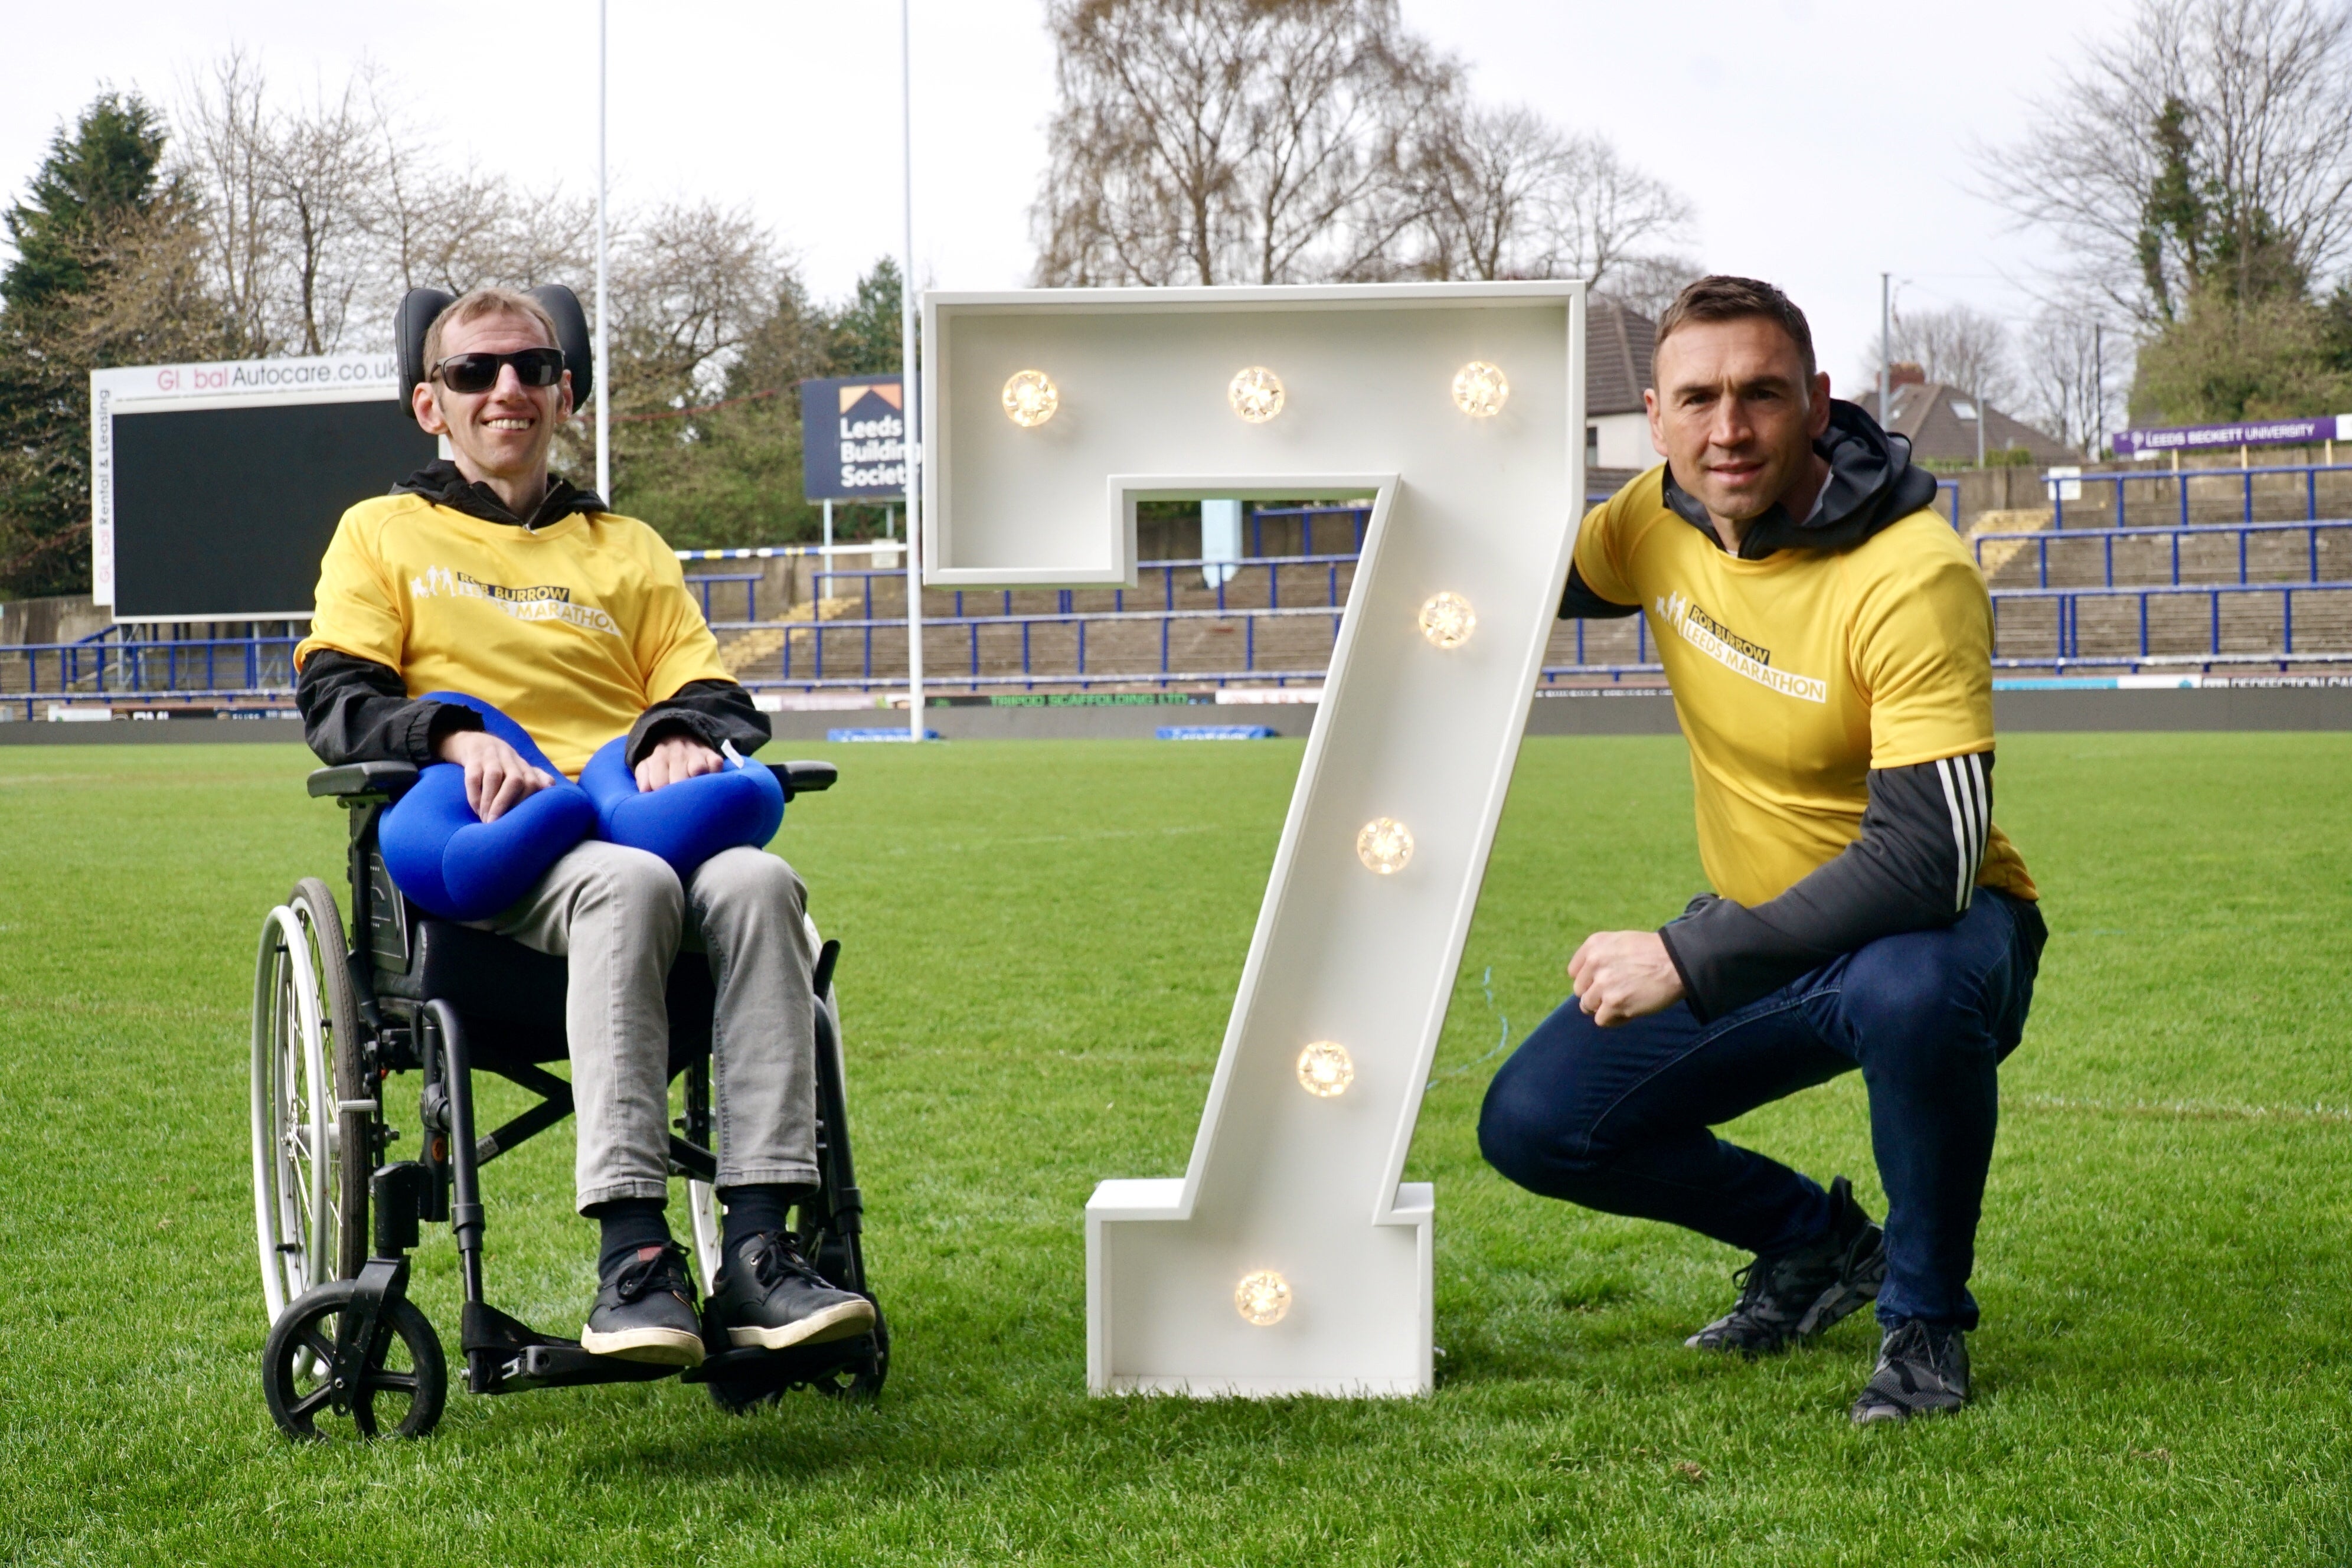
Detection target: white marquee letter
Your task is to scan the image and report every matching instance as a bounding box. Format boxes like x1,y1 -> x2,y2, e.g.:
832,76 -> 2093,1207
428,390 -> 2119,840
926,284 -> 1586,1395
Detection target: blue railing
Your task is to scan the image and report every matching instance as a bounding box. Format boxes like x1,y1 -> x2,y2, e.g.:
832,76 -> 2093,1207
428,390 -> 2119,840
685,572 -> 762,621
13,508 -> 2352,716
1974,519 -> 2352,588
2047,460 -> 2352,530
1991,580 -> 2352,661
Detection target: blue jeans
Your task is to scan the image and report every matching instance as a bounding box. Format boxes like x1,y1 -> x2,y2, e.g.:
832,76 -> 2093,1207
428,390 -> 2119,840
1477,891 -> 2044,1329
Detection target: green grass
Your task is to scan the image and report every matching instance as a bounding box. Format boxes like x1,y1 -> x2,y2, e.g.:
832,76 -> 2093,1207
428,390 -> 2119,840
1,733 -> 2348,1565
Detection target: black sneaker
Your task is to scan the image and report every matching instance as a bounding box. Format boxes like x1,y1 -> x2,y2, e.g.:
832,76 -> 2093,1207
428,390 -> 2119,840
1850,1319 -> 1971,1423
582,1242 -> 706,1367
1685,1175 -> 1886,1355
710,1231 -> 877,1351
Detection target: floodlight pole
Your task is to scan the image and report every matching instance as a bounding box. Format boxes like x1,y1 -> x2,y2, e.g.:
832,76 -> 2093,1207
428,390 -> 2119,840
899,0 -> 925,740
2092,322 -> 2105,460
1877,272 -> 1890,430
594,0 -> 611,504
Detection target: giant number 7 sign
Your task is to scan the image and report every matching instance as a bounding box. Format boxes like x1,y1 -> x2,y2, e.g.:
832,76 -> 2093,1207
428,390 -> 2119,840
924,283 -> 1586,1394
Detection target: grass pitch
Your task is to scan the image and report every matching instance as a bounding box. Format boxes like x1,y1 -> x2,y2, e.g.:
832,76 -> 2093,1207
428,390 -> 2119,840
0,731 -> 2347,1566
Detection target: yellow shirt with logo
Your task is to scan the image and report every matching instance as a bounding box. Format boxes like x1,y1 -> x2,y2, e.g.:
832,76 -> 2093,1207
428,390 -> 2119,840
1576,467 -> 2036,909
295,495 -> 730,778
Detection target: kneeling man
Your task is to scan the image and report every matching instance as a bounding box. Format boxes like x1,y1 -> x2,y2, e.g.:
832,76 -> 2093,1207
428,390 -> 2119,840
296,286 -> 874,1366
1478,277 -> 2045,1423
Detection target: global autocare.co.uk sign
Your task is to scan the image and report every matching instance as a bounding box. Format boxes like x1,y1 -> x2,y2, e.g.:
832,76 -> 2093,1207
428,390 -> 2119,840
799,376 -> 907,501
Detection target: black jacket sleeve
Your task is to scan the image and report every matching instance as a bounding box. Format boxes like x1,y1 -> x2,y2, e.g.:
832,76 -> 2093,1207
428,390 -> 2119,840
625,678 -> 772,766
294,648 -> 482,767
1657,751 -> 1997,1023
1559,561 -> 1641,620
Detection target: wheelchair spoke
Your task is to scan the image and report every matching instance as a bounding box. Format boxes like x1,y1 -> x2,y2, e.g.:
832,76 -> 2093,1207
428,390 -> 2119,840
368,1371 -> 420,1394
302,1331 -> 336,1366
286,1383 -> 339,1420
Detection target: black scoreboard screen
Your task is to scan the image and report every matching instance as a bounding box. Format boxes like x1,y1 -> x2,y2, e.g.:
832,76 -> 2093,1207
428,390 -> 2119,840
110,398 -> 436,621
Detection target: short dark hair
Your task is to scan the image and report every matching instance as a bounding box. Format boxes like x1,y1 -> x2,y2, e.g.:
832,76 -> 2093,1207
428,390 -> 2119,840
1654,275 -> 1817,380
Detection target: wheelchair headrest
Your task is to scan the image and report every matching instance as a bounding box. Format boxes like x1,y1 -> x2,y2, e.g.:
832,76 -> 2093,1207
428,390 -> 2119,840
395,284 -> 595,427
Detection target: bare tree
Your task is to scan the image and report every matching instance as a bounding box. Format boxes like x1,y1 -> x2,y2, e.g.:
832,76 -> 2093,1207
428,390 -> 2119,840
1033,2 -> 1698,296
1861,303 -> 2017,403
1031,0 -> 1456,286
606,201 -> 785,407
1980,0 -> 2352,324
2015,306 -> 2118,452
175,51 -> 277,353
1595,254 -> 1707,319
1406,104 -> 1694,290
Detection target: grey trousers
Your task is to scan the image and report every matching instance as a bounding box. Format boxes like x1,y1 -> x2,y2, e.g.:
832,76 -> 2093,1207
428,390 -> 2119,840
481,841 -> 821,1211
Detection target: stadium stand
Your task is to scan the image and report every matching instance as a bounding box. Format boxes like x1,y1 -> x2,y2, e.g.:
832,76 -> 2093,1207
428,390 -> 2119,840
9,473 -> 2352,719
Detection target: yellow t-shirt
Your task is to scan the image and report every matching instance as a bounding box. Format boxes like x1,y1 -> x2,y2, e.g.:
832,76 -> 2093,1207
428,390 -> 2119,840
1576,467 -> 2036,908
295,494 -> 731,778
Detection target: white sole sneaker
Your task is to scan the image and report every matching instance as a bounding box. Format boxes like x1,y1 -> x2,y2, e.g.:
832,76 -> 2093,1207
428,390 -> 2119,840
580,1323 -> 707,1366
725,1297 -> 876,1351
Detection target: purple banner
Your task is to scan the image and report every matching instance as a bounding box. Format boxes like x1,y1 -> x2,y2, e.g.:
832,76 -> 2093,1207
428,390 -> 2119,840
2113,413 -> 2351,456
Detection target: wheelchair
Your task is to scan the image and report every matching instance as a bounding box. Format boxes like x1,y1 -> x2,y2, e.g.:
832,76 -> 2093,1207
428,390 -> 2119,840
249,756 -> 884,1440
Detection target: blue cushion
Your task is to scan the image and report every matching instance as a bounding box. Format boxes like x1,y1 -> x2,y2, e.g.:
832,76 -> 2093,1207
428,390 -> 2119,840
376,692 -> 597,921
579,734 -> 785,878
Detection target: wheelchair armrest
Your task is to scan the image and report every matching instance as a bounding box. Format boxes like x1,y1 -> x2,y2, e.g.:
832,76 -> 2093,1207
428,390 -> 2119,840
769,760 -> 837,801
308,761 -> 422,801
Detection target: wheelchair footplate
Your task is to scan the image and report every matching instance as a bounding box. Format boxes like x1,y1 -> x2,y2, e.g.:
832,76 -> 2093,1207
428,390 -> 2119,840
460,1301 -> 681,1393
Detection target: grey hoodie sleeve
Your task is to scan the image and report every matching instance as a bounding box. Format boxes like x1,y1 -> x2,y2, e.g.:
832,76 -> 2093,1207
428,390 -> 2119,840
1657,751 -> 1997,1023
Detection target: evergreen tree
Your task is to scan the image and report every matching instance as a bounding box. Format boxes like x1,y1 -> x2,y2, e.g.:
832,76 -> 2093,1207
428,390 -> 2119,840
0,92 -> 223,599
1,93 -> 169,316
827,258 -> 904,375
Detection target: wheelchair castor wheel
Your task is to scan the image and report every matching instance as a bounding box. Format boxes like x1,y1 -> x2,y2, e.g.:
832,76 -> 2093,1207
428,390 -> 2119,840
812,1303 -> 888,1403
703,1303 -> 889,1414
262,1279 -> 447,1440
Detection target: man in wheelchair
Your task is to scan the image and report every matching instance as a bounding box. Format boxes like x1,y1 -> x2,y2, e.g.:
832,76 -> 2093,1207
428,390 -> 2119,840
293,285 -> 873,1368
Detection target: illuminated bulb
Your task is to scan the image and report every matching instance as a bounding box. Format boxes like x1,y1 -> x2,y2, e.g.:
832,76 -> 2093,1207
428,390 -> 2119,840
1228,366 -> 1285,423
1296,1040 -> 1355,1097
1452,361 -> 1509,417
1419,592 -> 1476,649
1356,817 -> 1413,874
1001,369 -> 1059,427
1235,1269 -> 1291,1327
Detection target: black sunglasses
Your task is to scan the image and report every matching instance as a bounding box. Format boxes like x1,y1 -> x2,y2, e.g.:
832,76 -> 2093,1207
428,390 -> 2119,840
429,347 -> 567,395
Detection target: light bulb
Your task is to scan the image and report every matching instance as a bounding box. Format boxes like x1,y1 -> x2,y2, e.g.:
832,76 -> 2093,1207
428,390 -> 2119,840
1452,361 -> 1509,417
1002,369 -> 1059,427
1419,592 -> 1475,648
1356,817 -> 1413,874
1228,366 -> 1285,423
1235,1269 -> 1291,1326
1296,1040 -> 1355,1097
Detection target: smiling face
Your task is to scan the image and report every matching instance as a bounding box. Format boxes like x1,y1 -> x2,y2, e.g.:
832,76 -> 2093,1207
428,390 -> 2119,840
1645,315 -> 1831,527
411,309 -> 574,494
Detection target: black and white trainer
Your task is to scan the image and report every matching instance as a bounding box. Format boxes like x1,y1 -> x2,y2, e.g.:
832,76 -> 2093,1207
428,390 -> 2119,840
710,1231 -> 877,1352
582,1242 -> 706,1367
1850,1319 -> 1970,1423
1685,1175 -> 1886,1355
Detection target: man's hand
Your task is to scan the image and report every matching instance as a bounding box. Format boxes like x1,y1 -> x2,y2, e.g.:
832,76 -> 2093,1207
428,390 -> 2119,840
634,733 -> 725,792
1568,930 -> 1685,1027
436,729 -> 554,822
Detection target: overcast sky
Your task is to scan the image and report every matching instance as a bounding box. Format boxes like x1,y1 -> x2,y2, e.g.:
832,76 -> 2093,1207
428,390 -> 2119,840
1,0 -> 2126,390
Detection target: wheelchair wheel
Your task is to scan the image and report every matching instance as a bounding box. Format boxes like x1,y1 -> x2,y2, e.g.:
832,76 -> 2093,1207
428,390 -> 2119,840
250,883 -> 371,1325
687,1178 -> 722,1296
262,1279 -> 446,1441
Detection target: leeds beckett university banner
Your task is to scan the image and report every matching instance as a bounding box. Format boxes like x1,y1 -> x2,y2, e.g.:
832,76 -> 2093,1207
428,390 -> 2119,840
2113,413 -> 2352,457
799,376 -> 908,502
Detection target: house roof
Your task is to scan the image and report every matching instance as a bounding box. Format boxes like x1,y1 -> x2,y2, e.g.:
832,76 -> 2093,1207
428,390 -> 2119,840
1847,381 -> 2076,465
1587,300 -> 1654,417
